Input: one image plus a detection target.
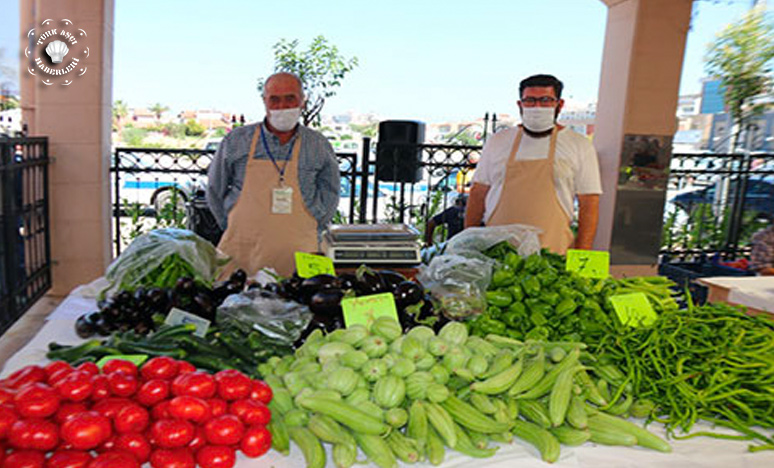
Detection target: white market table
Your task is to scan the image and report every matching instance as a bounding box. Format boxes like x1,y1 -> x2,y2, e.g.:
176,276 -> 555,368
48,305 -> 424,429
697,276 -> 774,317
1,288 -> 773,468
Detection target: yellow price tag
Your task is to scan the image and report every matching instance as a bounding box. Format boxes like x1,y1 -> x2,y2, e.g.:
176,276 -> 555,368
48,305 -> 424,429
96,355 -> 149,368
342,293 -> 400,328
295,252 -> 336,278
566,249 -> 610,279
609,292 -> 658,328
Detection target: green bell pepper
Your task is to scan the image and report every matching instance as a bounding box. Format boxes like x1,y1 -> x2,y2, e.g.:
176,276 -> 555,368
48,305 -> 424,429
486,290 -> 513,308
521,275 -> 541,297
508,283 -> 525,302
504,252 -> 524,273
491,266 -> 516,288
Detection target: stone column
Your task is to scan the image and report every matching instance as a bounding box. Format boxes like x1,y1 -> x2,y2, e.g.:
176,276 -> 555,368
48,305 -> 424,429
594,0 -> 693,276
18,0 -> 114,295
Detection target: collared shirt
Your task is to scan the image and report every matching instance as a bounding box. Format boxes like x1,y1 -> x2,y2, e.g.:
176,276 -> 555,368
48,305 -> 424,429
206,122 -> 340,233
750,225 -> 774,271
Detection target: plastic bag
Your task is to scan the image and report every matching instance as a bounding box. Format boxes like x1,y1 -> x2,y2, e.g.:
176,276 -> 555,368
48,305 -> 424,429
445,224 -> 542,261
217,289 -> 312,348
102,228 -> 229,298
416,254 -> 491,320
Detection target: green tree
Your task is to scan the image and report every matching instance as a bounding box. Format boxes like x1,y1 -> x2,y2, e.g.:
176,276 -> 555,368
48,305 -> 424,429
258,36 -> 358,127
113,100 -> 129,125
705,7 -> 774,150
149,103 -> 169,120
184,119 -> 205,136
349,122 -> 378,138
0,47 -> 19,111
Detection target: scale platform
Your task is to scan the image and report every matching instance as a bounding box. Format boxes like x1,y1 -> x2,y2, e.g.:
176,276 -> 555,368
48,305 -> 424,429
323,224 -> 422,266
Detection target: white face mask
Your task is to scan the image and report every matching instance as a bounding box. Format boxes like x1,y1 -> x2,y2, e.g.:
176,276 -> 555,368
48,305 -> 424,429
268,107 -> 302,132
521,107 -> 556,133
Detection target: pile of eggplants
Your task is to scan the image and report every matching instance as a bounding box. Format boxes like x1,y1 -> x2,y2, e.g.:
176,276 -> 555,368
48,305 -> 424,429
74,269 -> 248,338
264,266 -> 447,344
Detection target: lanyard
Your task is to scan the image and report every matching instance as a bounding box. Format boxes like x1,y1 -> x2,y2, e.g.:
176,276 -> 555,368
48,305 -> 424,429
260,124 -> 293,184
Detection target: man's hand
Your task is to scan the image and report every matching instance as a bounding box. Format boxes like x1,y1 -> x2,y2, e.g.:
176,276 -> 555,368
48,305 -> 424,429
574,194 -> 600,250
465,183 -> 489,228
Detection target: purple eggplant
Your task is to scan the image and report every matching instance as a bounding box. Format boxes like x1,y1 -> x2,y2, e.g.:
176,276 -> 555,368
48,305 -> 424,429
393,281 -> 423,309
379,270 -> 406,293
309,288 -> 345,318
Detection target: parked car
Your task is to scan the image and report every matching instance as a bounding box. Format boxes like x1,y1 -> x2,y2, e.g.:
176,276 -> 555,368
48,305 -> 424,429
670,179 -> 774,220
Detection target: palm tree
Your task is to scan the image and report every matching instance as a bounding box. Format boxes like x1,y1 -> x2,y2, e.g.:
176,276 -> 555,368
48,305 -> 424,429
113,100 -> 128,126
149,103 -> 169,121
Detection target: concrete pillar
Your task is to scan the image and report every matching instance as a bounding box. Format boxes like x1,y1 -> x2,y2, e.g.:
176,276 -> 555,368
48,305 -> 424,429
594,0 -> 693,276
19,0 -> 114,295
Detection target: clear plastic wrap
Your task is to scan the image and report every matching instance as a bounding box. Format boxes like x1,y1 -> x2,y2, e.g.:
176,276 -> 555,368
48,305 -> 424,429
416,254 -> 491,320
216,289 -> 312,348
417,224 -> 542,320
445,224 -> 542,260
101,229 -> 229,298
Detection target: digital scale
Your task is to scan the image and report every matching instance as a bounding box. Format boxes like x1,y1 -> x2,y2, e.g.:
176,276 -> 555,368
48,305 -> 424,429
322,224 -> 422,266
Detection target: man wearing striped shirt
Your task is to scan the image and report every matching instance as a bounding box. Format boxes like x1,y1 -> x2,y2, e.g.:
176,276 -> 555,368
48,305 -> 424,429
206,72 -> 340,276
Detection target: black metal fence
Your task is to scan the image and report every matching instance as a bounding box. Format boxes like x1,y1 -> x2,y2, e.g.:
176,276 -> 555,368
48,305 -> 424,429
661,152 -> 774,261
110,140 -> 773,263
0,137 -> 51,335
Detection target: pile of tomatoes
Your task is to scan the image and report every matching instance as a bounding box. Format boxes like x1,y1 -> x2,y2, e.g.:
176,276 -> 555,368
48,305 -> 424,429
0,357 -> 273,468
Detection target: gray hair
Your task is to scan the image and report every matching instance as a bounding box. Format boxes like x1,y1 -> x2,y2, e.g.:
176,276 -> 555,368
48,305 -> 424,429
263,72 -> 305,100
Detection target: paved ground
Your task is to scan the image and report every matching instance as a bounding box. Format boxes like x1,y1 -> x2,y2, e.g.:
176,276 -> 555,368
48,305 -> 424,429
0,295 -> 62,370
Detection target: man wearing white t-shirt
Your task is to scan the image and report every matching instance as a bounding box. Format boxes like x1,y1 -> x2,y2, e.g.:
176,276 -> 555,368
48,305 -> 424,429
464,74 -> 602,254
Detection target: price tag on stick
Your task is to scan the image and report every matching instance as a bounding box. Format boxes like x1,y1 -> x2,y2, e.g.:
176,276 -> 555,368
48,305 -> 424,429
295,252 -> 336,278
609,292 -> 658,328
342,293 -> 400,328
566,249 -> 610,278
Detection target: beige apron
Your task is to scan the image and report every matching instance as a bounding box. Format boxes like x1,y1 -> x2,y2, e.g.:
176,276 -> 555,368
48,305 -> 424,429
488,126 -> 574,254
217,125 -> 318,277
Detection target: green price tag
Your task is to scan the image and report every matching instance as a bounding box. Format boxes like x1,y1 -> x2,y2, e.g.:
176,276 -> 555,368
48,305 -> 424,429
295,252 -> 336,278
566,249 -> 610,278
609,292 -> 658,328
342,293 -> 400,328
96,354 -> 149,368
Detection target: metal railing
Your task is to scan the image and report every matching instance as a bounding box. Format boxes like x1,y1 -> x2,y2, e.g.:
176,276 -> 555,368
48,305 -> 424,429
0,137 -> 51,335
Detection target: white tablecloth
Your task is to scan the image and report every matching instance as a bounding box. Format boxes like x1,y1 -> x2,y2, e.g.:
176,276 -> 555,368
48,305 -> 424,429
2,292 -> 773,467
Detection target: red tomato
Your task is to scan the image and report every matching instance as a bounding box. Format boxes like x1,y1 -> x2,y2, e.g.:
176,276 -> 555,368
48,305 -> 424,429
151,401 -> 172,420
0,386 -> 16,404
203,415 -> 244,446
0,403 -> 19,438
229,399 -> 271,426
196,445 -> 236,468
114,405 -> 149,434
55,402 -> 89,425
88,451 -> 139,468
248,380 -> 273,404
91,398 -> 133,420
8,418 -> 59,451
136,380 -> 170,407
47,368 -> 75,387
46,450 -> 93,468
60,411 -> 112,450
186,427 -> 206,453
176,362 -> 196,374
150,419 -> 195,448
214,370 -> 251,401
101,360 -> 138,378
14,383 -> 61,418
171,373 -> 216,399
75,362 -> 99,377
240,425 -> 272,458
54,372 -> 93,402
5,366 -> 46,389
89,375 -> 110,401
107,373 -> 138,398
4,450 -> 46,468
168,396 -> 211,423
113,433 -> 151,463
140,357 -> 179,381
207,399 -> 227,417
95,435 -> 116,454
149,448 -> 195,468
44,362 -> 73,381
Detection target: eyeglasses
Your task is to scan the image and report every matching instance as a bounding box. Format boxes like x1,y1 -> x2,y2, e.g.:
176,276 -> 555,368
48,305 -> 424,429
521,96 -> 559,107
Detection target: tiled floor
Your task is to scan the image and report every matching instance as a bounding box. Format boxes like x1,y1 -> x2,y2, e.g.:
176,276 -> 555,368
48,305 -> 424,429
0,295 -> 62,368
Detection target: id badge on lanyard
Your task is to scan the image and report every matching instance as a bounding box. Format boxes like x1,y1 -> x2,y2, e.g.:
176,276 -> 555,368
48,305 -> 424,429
272,182 -> 293,214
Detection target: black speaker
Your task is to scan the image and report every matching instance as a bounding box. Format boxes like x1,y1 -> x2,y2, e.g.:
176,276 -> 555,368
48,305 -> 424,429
376,120 -> 425,183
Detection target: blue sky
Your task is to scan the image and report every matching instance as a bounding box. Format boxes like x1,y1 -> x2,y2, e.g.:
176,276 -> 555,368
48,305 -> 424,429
0,0 -> 762,122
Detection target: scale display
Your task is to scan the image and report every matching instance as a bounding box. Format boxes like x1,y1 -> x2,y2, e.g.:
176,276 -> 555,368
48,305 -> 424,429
323,224 -> 422,266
